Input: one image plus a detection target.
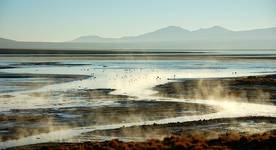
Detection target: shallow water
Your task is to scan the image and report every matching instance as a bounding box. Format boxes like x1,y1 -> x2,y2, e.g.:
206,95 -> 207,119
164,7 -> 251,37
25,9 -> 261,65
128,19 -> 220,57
1,55 -> 276,148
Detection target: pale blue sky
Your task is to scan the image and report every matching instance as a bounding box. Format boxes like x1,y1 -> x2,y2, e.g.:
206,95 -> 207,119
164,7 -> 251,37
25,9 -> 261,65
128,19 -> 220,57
0,0 -> 275,42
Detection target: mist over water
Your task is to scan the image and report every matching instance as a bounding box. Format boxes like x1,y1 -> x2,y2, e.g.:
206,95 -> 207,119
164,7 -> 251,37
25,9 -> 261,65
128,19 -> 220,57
1,57 -> 276,148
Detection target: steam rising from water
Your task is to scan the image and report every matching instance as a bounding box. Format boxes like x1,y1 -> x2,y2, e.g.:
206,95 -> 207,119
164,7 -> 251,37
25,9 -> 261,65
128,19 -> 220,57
1,59 -> 276,148
192,79 -> 271,103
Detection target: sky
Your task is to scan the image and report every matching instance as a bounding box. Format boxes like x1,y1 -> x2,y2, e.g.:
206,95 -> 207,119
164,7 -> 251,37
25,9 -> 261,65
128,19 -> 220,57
0,0 -> 276,42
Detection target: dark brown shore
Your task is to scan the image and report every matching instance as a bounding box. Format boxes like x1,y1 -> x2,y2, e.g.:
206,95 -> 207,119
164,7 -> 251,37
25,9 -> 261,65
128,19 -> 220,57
7,122 -> 276,150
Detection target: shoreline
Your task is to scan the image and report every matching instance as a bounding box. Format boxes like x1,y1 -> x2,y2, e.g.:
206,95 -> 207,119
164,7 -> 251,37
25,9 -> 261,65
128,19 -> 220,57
2,74 -> 276,149
1,62 -> 276,149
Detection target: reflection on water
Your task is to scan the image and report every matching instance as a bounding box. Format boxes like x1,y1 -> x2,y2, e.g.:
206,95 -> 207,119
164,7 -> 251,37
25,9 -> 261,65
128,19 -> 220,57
1,57 -> 276,148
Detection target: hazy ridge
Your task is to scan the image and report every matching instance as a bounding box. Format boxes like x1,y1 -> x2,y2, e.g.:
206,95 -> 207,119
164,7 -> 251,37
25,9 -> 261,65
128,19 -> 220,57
1,26 -> 276,50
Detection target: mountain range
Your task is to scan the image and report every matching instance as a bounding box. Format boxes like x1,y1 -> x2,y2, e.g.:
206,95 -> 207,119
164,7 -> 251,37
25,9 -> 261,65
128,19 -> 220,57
71,26 -> 276,43
1,26 -> 276,50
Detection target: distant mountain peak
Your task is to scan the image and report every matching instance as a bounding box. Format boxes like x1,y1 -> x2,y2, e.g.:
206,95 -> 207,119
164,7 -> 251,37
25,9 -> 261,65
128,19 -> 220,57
130,26 -> 191,41
75,35 -> 104,39
145,26 -> 189,36
210,25 -> 226,29
71,35 -> 117,43
194,26 -> 232,33
209,26 -> 231,31
156,26 -> 188,32
163,26 -> 183,30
